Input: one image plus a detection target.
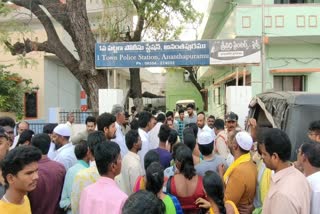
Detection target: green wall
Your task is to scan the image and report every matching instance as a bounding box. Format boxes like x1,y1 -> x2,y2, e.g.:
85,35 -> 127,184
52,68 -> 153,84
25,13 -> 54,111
165,69 -> 203,112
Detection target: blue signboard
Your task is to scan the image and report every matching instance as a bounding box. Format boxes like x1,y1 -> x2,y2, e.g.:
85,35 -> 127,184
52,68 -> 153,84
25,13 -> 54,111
95,41 -> 210,68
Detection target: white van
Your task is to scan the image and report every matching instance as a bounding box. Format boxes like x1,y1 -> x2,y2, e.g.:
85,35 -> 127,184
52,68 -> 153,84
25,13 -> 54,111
175,99 -> 196,118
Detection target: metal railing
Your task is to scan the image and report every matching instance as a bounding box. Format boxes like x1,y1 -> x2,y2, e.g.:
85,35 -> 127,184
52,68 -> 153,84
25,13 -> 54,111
59,109 -> 98,124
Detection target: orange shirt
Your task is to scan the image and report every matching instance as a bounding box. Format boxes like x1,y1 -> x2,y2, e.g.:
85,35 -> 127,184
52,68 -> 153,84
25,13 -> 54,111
224,161 -> 257,208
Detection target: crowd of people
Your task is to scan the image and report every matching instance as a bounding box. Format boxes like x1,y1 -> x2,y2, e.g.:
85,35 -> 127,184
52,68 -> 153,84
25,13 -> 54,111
0,102 -> 319,214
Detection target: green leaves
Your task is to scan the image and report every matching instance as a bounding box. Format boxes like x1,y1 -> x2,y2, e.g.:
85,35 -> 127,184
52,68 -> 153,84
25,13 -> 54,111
99,0 -> 202,42
0,65 -> 37,120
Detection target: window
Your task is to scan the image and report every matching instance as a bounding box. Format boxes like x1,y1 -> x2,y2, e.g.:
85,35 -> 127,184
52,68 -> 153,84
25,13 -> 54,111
274,0 -> 312,4
24,92 -> 37,118
273,76 -> 305,91
214,87 -> 221,104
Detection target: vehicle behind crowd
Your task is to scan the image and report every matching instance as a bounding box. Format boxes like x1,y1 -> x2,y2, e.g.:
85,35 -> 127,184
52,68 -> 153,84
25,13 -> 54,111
175,99 -> 196,118
247,91 -> 320,160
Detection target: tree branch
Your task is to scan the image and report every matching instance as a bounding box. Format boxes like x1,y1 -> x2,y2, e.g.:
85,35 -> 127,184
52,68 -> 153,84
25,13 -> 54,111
132,14 -> 145,41
37,0 -> 71,31
182,66 -> 203,91
9,0 -> 80,75
4,39 -> 53,55
132,0 -> 140,10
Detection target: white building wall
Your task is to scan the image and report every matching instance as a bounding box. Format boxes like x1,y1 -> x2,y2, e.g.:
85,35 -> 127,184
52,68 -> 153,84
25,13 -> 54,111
44,57 -> 81,119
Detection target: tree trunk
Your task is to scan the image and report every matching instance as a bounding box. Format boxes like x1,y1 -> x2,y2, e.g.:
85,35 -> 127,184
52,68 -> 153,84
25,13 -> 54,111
183,67 -> 207,111
129,68 -> 143,112
78,71 -> 108,112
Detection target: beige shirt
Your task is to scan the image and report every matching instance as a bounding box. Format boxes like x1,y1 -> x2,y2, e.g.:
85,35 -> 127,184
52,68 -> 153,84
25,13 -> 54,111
120,151 -> 143,195
70,130 -> 88,144
214,130 -> 229,159
262,166 -> 311,214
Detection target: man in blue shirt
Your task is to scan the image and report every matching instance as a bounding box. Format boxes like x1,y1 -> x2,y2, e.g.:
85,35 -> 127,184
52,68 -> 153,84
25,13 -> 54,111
60,142 -> 90,213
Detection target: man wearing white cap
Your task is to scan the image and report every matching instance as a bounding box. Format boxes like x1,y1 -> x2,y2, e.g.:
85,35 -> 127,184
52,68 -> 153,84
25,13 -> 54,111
53,124 -> 77,170
195,131 -> 227,177
223,130 -> 257,212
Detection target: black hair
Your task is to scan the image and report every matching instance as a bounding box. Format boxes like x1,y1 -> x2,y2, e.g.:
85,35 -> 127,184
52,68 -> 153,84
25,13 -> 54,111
31,133 -> 51,155
309,120 -> 320,134
186,103 -> 194,109
97,113 -> 116,131
85,116 -> 96,124
183,127 -> 194,137
144,150 -> 160,171
259,128 -> 291,162
175,145 -> 196,180
87,131 -> 106,155
172,143 -> 185,161
198,143 -> 214,156
139,111 -> 152,128
178,109 -> 184,114
146,162 -> 164,195
94,141 -> 120,176
42,123 -> 58,134
168,130 -> 178,146
122,190 -> 165,214
131,106 -> 136,111
0,116 -> 15,128
203,171 -> 226,214
184,123 -> 198,137
125,130 -> 140,150
158,125 -> 171,142
0,128 -> 9,140
1,146 -> 42,185
75,141 -> 89,160
184,133 -> 196,151
208,115 -> 215,120
301,142 -> 320,168
197,112 -> 205,116
130,118 -> 139,130
156,113 -> 166,123
213,119 -> 224,130
166,111 -> 174,118
151,110 -> 157,116
125,112 -> 130,118
17,130 -> 35,146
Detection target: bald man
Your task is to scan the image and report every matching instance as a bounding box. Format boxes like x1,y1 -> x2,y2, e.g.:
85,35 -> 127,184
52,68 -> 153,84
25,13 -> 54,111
10,121 -> 29,150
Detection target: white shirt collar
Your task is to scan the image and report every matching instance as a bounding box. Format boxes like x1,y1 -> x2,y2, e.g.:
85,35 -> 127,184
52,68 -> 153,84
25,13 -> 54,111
57,142 -> 73,153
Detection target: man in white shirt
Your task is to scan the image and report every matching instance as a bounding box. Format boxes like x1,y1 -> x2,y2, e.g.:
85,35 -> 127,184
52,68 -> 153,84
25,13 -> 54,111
111,104 -> 128,158
53,124 -> 77,170
10,121 -> 29,150
138,111 -> 156,171
65,112 -> 75,137
148,113 -> 165,150
197,112 -> 215,139
120,130 -> 143,195
297,142 -> 320,214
